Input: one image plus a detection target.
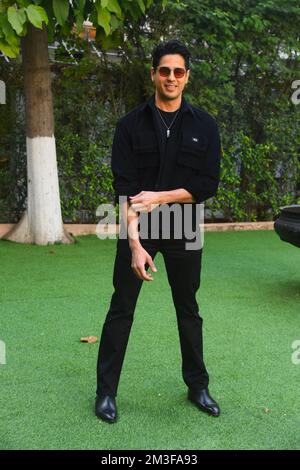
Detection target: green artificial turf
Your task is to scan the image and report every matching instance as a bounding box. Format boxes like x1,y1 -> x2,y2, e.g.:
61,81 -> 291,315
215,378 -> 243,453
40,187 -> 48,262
0,231 -> 299,450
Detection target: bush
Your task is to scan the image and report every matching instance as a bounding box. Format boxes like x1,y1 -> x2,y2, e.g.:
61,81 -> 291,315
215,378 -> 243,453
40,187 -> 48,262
209,132 -> 298,221
57,132 -> 114,223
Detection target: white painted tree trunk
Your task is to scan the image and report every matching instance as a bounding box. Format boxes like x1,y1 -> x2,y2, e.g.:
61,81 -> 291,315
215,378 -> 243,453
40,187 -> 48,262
3,23 -> 73,245
4,136 -> 72,244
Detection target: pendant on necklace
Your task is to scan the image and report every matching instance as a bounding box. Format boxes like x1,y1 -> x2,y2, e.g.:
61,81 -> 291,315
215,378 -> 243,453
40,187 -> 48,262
167,129 -> 170,138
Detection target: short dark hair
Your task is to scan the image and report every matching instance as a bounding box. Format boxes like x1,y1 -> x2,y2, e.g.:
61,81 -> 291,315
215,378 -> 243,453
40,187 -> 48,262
152,39 -> 191,70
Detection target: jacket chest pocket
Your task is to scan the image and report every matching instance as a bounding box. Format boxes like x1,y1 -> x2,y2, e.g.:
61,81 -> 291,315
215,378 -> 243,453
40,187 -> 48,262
132,132 -> 160,168
177,134 -> 208,170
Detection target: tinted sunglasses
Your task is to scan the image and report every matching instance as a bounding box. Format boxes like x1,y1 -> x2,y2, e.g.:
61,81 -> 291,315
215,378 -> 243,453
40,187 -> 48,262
157,66 -> 187,79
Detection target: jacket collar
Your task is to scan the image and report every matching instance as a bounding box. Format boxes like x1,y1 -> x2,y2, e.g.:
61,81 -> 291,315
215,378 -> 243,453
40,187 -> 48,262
141,94 -> 195,117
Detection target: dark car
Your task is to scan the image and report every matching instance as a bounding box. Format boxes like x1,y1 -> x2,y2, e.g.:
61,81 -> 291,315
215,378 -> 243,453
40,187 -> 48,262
274,205 -> 300,248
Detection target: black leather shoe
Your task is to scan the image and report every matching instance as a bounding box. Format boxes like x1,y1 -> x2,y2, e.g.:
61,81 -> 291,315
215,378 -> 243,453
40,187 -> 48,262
95,395 -> 117,423
188,388 -> 220,417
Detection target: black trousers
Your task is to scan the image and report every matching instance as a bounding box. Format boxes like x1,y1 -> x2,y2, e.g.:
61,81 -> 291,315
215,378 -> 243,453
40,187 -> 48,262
96,236 -> 209,397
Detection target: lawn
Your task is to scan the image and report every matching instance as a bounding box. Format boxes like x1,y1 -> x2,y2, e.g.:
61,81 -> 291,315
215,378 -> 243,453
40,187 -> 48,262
0,231 -> 299,450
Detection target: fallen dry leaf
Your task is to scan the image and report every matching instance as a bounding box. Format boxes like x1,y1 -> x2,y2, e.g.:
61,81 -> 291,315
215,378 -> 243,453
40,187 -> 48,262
264,408 -> 271,413
80,336 -> 98,343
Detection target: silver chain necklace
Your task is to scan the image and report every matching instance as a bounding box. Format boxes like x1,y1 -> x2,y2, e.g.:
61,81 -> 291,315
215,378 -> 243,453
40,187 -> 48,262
155,106 -> 181,138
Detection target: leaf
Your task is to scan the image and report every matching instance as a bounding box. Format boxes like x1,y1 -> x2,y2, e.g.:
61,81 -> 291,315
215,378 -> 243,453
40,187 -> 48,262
107,0 -> 122,19
7,6 -> 26,35
137,0 -> 145,14
0,14 -> 19,46
98,29 -> 122,50
53,0 -> 70,26
15,0 -> 31,7
19,21 -> 28,37
25,5 -> 48,29
75,0 -> 86,11
80,336 -> 98,343
101,0 -> 109,7
96,3 -> 111,36
75,10 -> 84,34
109,14 -> 120,32
0,39 -> 19,58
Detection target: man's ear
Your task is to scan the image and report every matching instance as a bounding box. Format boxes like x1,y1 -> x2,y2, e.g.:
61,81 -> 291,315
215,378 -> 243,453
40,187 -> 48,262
185,69 -> 190,84
150,67 -> 155,82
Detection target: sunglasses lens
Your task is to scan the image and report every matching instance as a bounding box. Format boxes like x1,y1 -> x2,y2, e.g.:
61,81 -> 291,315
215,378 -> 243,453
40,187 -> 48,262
158,67 -> 170,77
158,67 -> 186,78
174,68 -> 185,78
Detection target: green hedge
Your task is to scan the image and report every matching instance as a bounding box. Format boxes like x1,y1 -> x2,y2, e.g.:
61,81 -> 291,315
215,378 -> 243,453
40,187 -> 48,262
1,2 -> 300,223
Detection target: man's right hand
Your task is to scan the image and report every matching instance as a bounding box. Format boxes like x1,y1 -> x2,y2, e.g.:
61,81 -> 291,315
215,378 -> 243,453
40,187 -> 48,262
130,245 -> 157,281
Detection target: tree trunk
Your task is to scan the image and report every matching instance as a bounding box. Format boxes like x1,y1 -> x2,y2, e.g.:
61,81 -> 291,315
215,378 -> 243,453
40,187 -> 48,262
3,24 -> 73,245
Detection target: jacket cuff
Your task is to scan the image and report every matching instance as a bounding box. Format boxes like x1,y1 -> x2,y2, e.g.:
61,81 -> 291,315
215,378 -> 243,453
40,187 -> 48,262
114,186 -> 140,204
182,178 -> 218,204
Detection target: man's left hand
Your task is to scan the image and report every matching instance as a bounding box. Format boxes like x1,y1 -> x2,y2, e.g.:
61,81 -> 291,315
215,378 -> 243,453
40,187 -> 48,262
129,191 -> 162,212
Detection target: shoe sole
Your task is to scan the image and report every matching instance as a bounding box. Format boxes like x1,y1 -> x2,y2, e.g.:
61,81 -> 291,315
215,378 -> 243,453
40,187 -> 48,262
96,412 -> 117,423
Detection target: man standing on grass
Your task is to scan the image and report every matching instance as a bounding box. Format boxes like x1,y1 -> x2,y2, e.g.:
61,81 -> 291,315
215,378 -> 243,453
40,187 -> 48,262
95,39 -> 221,423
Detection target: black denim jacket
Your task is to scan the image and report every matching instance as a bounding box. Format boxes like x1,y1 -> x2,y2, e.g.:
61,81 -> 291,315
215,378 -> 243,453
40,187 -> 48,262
111,94 -> 221,204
